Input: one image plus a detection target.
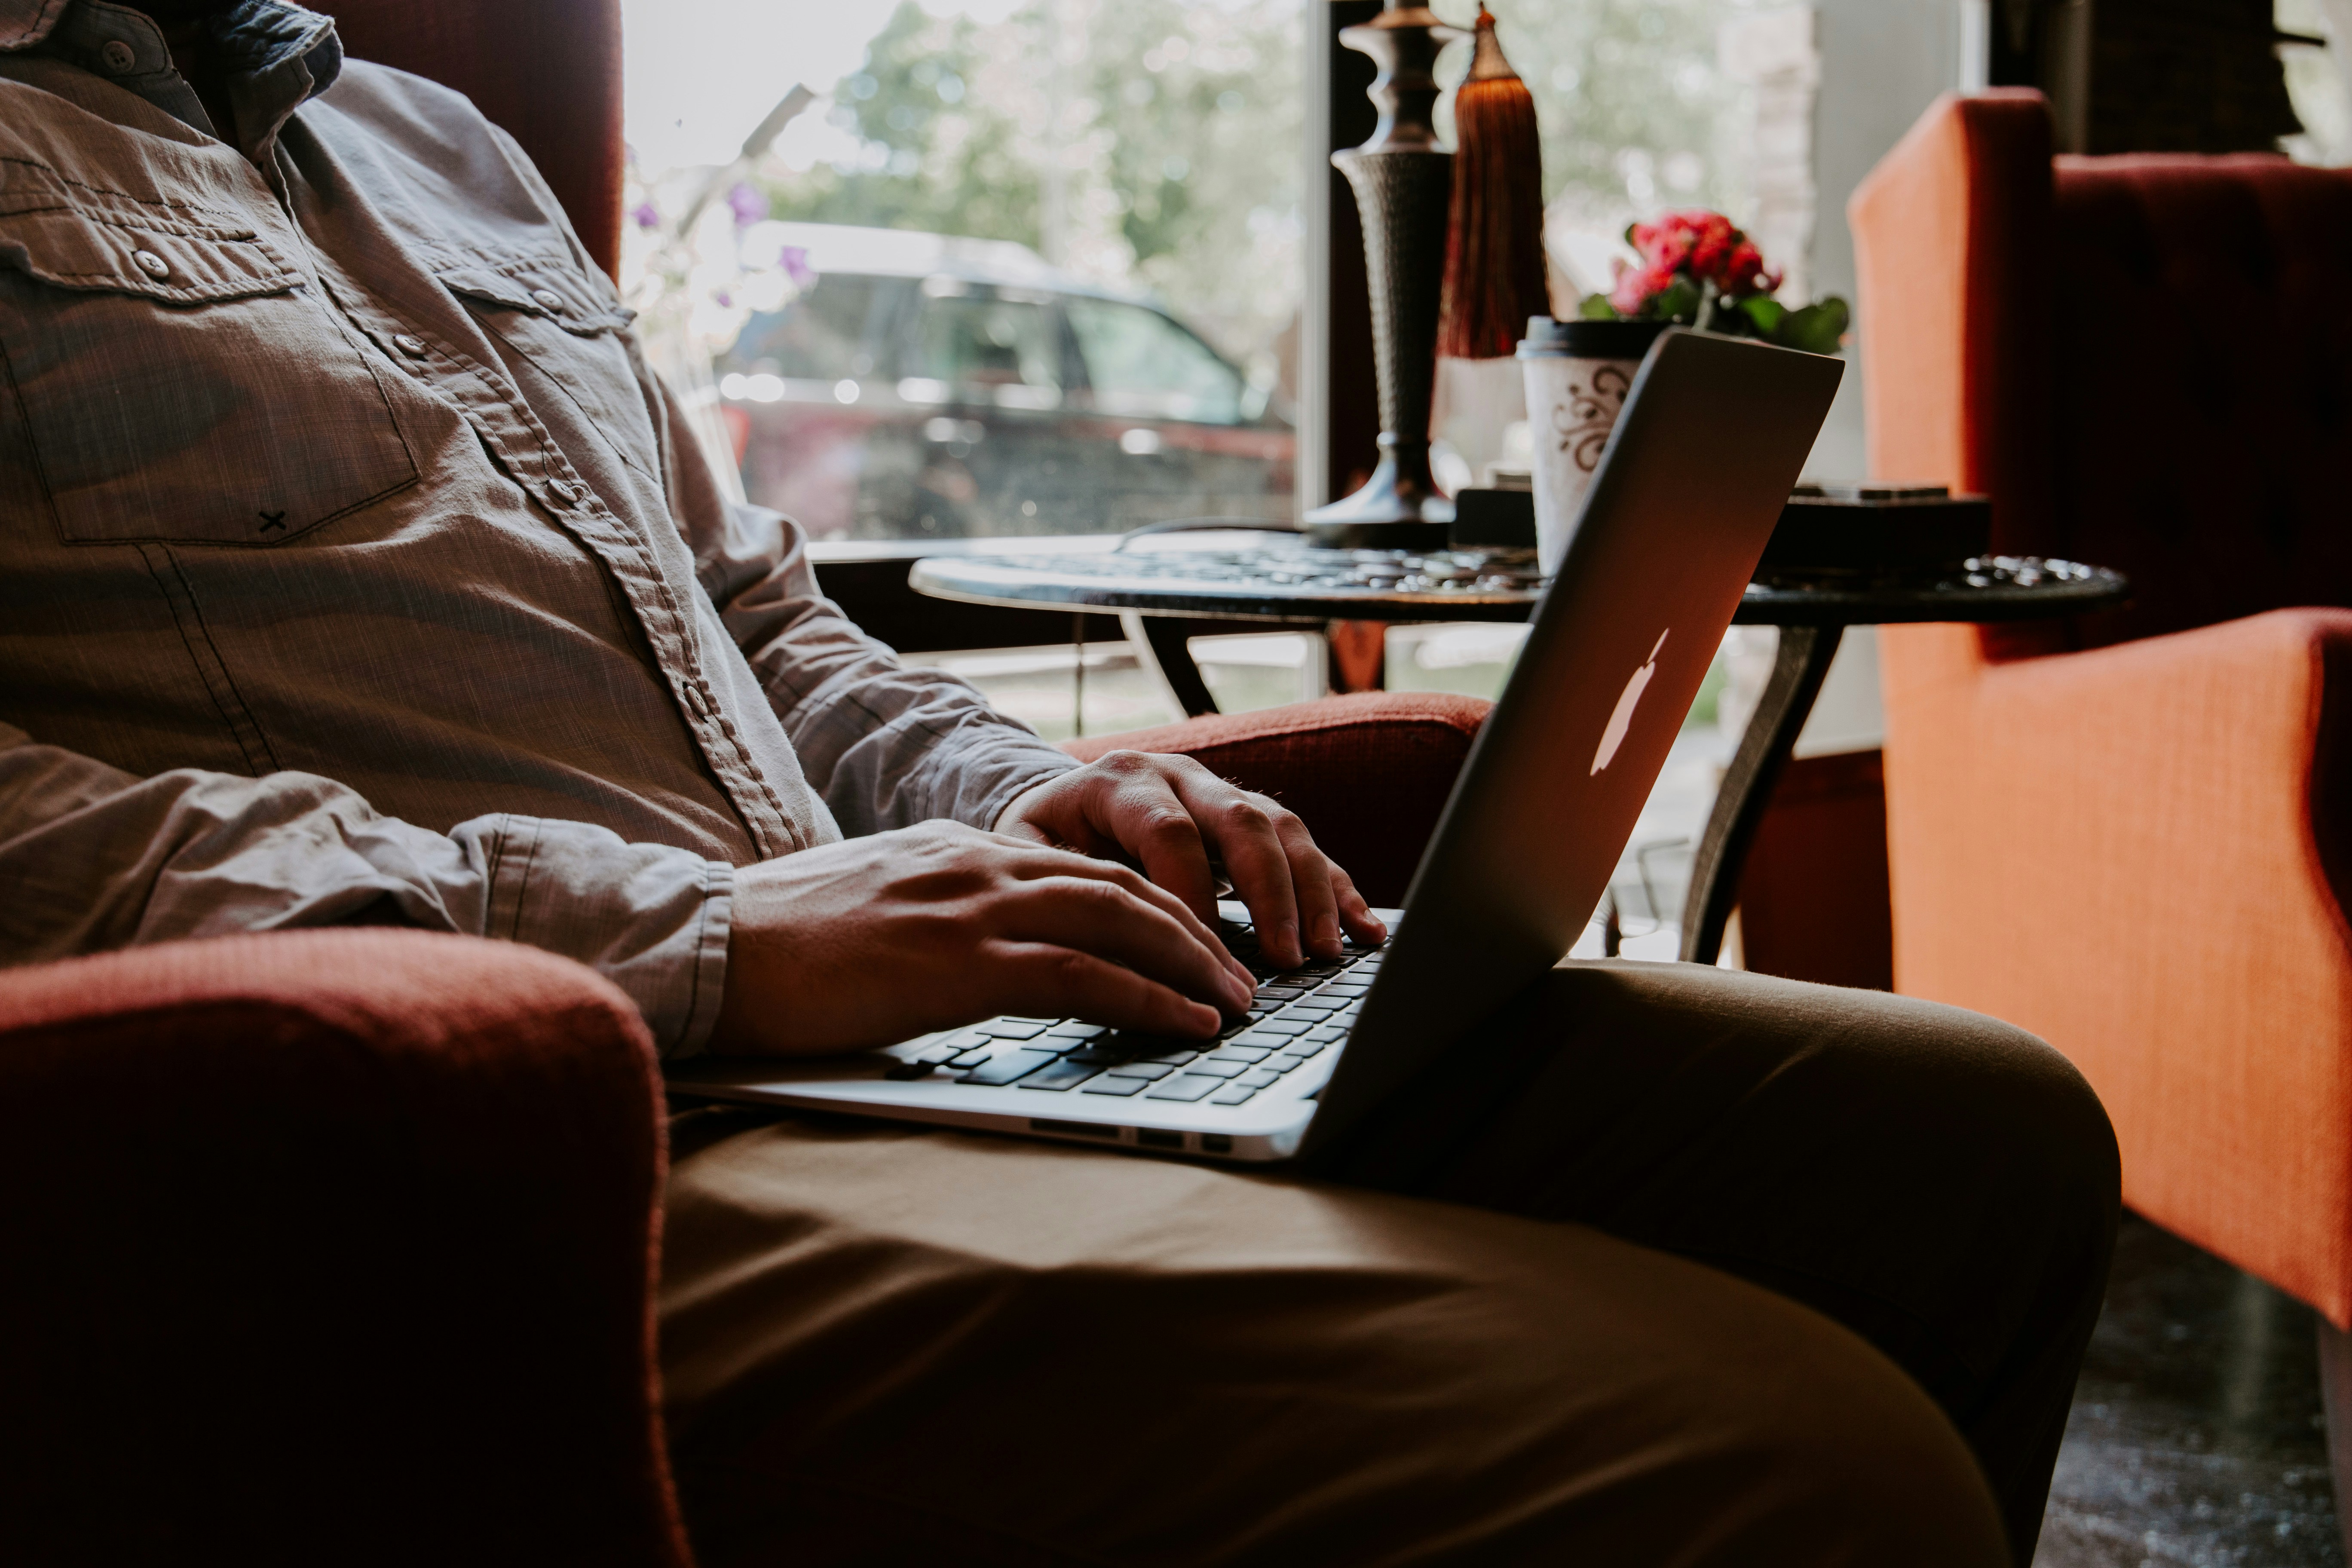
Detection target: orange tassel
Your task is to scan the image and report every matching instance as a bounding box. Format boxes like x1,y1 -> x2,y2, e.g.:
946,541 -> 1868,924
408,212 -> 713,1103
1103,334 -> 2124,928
1437,6 -> 1548,360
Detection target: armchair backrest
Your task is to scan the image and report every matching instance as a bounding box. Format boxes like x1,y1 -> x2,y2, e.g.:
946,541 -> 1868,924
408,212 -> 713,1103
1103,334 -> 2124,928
318,0 -> 625,278
1852,90 -> 2352,653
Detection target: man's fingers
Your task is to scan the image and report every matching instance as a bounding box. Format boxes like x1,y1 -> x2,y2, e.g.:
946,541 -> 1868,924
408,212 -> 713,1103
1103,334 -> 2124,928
989,828 -> 1255,997
1329,863 -> 1388,946
980,939 -> 1224,1039
1098,767 -> 1222,924
1001,875 -> 1252,1014
1262,808 -> 1348,961
1164,772 -> 1305,966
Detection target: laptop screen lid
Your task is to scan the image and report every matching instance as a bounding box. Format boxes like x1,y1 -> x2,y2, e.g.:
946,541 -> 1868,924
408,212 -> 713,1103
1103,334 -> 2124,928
1300,330 -> 1842,1156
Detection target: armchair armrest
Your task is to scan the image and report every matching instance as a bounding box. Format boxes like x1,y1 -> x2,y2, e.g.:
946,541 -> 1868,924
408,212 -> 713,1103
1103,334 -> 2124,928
1882,608 -> 2352,1319
0,931 -> 692,1568
1062,692 -> 1492,907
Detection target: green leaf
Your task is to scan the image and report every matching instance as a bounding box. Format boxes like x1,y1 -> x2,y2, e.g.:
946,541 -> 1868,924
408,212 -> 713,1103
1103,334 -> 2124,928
1772,296 -> 1851,355
1577,292 -> 1619,320
1652,274 -> 1701,324
1739,295 -> 1786,336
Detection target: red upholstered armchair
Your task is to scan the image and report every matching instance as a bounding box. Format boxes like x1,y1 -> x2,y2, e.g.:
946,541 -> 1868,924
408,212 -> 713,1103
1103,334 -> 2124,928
0,2 -> 1491,1559
1849,93 -> 2352,1324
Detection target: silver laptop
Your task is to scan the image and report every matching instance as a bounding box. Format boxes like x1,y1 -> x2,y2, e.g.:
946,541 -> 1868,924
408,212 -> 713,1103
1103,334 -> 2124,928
665,330 -> 1843,1161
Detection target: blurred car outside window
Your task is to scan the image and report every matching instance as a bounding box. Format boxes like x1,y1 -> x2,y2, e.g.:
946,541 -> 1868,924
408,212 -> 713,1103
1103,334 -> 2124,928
1064,297 -> 1243,426
915,288 -> 1064,409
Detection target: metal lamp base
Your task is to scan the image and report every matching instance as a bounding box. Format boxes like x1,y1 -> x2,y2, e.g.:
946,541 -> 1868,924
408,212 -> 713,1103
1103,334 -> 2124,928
1303,453 -> 1455,550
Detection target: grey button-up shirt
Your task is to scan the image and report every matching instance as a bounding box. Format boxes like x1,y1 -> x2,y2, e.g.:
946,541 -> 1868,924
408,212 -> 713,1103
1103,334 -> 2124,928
0,0 -> 1078,1053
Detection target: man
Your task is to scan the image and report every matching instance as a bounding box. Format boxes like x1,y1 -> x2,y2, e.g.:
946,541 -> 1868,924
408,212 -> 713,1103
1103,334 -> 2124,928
0,3 -> 2118,1562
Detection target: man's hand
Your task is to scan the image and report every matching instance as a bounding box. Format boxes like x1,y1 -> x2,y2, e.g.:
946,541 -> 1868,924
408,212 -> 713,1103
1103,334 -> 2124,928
710,821 -> 1257,1056
996,751 -> 1386,971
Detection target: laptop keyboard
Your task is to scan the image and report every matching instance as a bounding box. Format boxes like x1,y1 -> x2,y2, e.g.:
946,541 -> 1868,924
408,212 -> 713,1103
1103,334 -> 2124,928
881,922 -> 1381,1109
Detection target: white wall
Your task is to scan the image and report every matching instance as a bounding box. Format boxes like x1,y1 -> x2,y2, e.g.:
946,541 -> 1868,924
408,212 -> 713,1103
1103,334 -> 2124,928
1804,0 -> 1970,482
1786,0 -> 1974,755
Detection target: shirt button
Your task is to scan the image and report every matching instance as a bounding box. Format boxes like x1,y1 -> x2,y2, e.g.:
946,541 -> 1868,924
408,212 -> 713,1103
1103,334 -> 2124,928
530,288 -> 565,312
98,39 -> 137,73
548,479 -> 583,505
393,334 -> 428,358
132,249 -> 169,279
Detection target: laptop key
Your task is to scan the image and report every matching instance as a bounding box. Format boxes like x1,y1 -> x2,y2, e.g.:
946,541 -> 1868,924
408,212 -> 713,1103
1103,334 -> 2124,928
1209,1084 -> 1260,1106
945,1030 -> 995,1050
1104,1061 -> 1174,1081
980,1020 -> 1049,1041
1239,1069 -> 1283,1089
1204,1045 -> 1273,1064
1280,1040 -> 1326,1060
1284,999 -> 1343,1016
1228,1029 -> 1293,1050
957,1049 -> 1057,1086
914,1043 -> 964,1066
1186,1059 -> 1249,1079
1081,1075 -> 1149,1097
1145,1074 -> 1224,1102
1018,1059 -> 1103,1092
1263,1055 -> 1302,1073
1138,1049 -> 1200,1067
1046,1020 -> 1109,1040
949,1047 -> 996,1067
1252,1017 -> 1313,1036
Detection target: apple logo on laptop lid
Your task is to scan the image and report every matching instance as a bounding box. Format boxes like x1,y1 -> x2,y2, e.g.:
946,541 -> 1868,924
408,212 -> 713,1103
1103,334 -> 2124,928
1592,629 -> 1669,775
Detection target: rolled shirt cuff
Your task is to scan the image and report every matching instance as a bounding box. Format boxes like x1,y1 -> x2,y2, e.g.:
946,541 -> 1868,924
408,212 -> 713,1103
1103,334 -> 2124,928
975,747 -> 1081,833
476,813 -> 736,1059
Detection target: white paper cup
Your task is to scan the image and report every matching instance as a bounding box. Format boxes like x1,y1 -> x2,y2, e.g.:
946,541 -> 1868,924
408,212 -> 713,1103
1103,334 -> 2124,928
1516,318 -> 1667,576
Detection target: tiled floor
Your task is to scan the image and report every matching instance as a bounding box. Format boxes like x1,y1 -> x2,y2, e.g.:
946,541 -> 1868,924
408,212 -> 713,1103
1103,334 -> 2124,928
2036,1214 -> 2343,1566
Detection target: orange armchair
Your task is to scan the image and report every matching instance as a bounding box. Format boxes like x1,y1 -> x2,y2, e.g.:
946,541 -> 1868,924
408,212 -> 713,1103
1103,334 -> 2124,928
1850,92 -> 2352,1323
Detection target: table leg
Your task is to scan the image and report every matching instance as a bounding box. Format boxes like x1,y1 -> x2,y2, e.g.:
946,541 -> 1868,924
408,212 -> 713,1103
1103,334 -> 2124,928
1119,611 -> 1220,718
1678,624 -> 1845,966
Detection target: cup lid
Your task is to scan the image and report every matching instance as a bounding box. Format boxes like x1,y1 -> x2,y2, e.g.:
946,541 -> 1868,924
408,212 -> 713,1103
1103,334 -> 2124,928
1517,316 -> 1670,359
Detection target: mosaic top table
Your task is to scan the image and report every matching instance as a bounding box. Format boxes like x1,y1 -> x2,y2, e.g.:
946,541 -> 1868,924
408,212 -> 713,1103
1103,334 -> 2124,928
910,539 -> 2128,968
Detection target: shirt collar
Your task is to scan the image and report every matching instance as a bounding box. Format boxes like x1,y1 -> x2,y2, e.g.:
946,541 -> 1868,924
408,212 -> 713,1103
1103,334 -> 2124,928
3,0 -> 341,153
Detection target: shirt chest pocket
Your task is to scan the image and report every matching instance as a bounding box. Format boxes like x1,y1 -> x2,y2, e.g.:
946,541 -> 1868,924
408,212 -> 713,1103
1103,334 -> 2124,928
0,206 -> 418,547
434,261 -> 656,470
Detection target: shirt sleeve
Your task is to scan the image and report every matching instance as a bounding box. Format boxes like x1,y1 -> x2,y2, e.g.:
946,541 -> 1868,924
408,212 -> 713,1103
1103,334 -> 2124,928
642,364 -> 1079,838
0,723 -> 734,1059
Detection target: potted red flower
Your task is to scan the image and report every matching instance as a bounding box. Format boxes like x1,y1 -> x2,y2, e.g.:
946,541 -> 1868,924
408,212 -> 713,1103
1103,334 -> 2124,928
1580,209 -> 1848,355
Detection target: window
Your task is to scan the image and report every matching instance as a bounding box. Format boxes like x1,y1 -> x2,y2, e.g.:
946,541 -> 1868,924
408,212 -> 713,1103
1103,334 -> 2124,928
623,0 -> 1304,547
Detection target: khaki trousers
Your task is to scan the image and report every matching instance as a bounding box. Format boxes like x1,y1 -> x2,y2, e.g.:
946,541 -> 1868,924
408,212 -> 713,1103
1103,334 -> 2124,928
658,961 -> 2119,1567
